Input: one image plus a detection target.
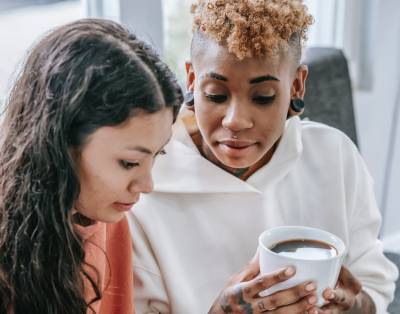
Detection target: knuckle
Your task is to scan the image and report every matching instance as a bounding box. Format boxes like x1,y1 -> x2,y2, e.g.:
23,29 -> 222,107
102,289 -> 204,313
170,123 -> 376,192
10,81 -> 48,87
243,285 -> 252,295
273,272 -> 284,282
293,286 -> 303,299
257,276 -> 266,285
258,275 -> 271,289
285,286 -> 304,302
267,295 -> 278,309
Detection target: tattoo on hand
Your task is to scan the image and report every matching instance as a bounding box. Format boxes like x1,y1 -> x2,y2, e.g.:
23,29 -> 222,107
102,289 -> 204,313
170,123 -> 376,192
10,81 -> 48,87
220,286 -> 253,314
258,301 -> 267,312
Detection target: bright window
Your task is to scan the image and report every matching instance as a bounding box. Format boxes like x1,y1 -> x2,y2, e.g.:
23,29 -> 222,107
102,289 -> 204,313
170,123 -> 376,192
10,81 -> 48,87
0,0 -> 82,105
163,0 -> 192,85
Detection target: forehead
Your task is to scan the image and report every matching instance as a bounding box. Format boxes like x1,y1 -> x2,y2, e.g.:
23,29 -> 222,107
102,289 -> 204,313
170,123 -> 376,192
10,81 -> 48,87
84,109 -> 173,152
191,37 -> 292,80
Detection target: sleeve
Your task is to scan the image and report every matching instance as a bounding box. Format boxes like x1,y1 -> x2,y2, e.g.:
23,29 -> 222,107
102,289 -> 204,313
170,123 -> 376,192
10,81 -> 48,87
342,138 -> 399,313
127,212 -> 171,314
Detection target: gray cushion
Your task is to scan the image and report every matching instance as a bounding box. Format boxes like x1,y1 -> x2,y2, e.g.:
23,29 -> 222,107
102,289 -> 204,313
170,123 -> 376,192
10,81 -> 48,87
303,47 -> 358,146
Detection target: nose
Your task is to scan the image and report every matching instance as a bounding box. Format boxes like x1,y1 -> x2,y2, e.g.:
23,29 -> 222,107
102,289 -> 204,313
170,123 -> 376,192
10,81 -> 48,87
128,171 -> 154,195
221,101 -> 254,132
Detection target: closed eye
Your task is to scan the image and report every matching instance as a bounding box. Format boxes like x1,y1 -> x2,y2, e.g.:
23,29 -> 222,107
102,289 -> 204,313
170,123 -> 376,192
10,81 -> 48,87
119,160 -> 140,170
204,93 -> 227,104
253,95 -> 276,105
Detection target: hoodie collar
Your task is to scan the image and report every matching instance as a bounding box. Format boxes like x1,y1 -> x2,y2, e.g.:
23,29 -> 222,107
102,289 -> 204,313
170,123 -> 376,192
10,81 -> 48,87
152,115 -> 303,194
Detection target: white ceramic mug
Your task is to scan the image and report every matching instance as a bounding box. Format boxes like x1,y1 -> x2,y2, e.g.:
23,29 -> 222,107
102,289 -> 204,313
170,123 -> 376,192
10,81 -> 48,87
258,226 -> 346,306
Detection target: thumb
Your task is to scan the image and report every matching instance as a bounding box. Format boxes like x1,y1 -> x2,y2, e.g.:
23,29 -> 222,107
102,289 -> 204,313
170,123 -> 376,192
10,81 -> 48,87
250,249 -> 259,265
243,250 -> 260,281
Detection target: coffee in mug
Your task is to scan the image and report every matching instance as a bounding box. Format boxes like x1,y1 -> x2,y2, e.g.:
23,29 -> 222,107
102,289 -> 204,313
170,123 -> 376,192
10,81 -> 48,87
270,239 -> 338,260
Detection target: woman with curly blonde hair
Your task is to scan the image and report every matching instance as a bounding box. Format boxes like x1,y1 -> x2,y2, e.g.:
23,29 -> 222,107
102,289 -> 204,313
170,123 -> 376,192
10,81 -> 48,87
128,1 -> 398,313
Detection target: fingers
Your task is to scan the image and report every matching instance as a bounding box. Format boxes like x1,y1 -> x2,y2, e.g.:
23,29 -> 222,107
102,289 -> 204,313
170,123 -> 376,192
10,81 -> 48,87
338,266 -> 362,294
318,303 -> 345,314
243,266 -> 296,297
253,281 -> 318,312
250,249 -> 260,264
322,287 -> 355,310
243,251 -> 261,281
232,252 -> 261,284
269,294 -> 318,314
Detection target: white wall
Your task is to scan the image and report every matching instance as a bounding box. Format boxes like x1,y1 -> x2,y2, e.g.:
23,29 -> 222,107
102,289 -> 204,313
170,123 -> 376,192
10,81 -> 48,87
83,0 -> 164,54
353,0 -> 400,241
119,0 -> 164,54
0,1 -> 82,100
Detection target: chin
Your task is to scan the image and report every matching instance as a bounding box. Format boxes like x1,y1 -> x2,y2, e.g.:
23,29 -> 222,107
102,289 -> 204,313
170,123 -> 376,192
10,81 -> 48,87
218,155 -> 256,169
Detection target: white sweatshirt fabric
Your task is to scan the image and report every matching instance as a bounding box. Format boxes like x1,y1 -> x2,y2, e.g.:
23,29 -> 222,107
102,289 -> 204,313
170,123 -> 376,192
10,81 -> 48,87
127,116 -> 398,314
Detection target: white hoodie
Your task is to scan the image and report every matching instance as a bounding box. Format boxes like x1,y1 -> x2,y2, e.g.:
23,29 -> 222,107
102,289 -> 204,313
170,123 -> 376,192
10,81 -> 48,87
128,116 -> 398,314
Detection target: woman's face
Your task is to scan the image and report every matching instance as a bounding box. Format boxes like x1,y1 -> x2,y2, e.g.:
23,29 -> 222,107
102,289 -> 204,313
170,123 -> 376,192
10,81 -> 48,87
187,39 -> 307,169
74,108 -> 173,223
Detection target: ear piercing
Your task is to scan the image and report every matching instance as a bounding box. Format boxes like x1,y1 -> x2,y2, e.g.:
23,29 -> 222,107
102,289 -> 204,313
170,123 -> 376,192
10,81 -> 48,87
290,98 -> 305,112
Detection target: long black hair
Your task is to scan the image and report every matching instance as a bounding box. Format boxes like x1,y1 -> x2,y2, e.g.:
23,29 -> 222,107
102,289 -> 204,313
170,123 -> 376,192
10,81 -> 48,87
0,18 -> 182,314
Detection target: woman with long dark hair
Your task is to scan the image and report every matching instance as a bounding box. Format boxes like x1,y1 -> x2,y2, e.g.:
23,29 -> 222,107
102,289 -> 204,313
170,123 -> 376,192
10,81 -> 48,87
0,19 -> 182,313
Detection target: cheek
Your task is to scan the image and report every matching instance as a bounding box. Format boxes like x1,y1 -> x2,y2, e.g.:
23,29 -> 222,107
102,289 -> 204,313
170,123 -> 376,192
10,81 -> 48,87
77,160 -> 120,207
254,109 -> 287,141
195,104 -> 219,133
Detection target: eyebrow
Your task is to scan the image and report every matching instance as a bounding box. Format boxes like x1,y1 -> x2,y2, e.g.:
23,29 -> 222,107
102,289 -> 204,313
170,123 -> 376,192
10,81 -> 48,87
125,138 -> 171,155
249,75 -> 280,84
204,72 -> 228,82
127,146 -> 153,155
203,72 -> 280,84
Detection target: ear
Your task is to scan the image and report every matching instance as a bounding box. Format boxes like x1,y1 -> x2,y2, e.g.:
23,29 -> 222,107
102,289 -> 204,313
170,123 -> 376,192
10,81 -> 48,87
289,64 -> 308,116
291,64 -> 308,99
185,61 -> 196,91
185,61 -> 196,112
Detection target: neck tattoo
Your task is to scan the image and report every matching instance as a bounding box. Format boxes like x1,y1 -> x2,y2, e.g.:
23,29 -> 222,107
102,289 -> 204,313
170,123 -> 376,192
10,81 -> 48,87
232,167 -> 250,178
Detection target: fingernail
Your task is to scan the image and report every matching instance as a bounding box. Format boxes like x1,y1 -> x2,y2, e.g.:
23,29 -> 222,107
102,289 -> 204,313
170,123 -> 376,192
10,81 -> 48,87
305,282 -> 316,291
284,266 -> 295,276
308,296 -> 317,304
327,291 -> 335,299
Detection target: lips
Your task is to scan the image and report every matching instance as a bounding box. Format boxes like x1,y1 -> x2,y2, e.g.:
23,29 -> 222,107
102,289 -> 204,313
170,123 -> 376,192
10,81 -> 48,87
217,139 -> 257,159
218,139 -> 255,149
112,202 -> 136,212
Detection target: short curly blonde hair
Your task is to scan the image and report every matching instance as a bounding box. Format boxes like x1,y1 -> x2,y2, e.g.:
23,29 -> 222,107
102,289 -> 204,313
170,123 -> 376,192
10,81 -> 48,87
190,0 -> 314,61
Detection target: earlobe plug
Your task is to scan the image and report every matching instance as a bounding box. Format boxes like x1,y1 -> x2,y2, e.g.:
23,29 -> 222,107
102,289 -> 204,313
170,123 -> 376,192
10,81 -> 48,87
184,91 -> 194,107
290,98 -> 305,112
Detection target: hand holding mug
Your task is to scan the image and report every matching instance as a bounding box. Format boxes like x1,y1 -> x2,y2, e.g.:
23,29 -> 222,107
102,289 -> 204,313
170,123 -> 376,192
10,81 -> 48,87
208,253 -> 319,314
318,266 -> 376,314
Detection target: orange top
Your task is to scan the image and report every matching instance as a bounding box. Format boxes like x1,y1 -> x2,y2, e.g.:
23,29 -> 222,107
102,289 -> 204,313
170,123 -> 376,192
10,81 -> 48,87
76,216 -> 135,314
